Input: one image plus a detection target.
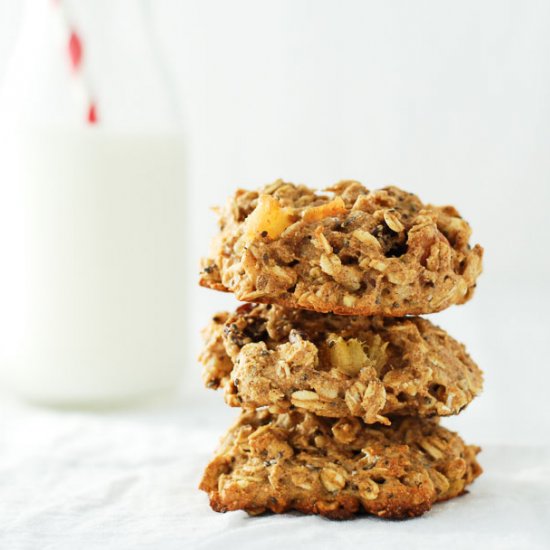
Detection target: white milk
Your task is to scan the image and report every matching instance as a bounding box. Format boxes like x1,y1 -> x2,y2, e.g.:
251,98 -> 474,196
0,126 -> 187,405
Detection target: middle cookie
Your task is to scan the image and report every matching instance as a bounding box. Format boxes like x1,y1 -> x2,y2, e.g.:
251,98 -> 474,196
200,303 -> 482,425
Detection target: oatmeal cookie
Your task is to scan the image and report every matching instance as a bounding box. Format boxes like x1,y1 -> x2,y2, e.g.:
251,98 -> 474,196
200,303 -> 482,424
200,180 -> 483,316
200,410 -> 482,519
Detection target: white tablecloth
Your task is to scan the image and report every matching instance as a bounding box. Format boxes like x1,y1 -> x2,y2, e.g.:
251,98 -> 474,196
1,393 -> 549,550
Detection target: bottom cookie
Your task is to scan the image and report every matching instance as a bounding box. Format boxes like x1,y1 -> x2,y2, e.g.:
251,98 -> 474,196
200,410 -> 481,519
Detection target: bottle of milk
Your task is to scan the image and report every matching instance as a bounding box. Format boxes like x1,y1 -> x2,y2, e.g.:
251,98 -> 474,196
0,0 -> 187,406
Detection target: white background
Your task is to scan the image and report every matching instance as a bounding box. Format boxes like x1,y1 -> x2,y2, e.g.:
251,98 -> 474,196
1,1 -> 550,548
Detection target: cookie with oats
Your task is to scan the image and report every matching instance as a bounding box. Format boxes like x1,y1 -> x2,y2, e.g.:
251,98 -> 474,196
200,180 -> 483,316
199,303 -> 482,424
200,409 -> 482,519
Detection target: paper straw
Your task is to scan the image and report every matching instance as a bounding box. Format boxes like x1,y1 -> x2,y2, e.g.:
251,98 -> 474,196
51,0 -> 98,125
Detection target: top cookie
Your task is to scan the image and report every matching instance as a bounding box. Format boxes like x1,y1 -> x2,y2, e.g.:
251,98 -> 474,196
200,180 -> 483,316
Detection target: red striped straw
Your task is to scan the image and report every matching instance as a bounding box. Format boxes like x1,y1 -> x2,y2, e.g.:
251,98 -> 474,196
51,0 -> 98,125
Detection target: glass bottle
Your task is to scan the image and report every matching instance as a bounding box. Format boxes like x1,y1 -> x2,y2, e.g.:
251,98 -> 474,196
0,0 -> 187,406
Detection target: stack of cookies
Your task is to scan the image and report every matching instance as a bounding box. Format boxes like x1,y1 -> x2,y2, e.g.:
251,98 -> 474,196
198,180 -> 484,519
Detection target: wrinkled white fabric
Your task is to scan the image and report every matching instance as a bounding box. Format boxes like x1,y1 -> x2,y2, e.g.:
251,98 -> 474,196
1,394 -> 549,550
